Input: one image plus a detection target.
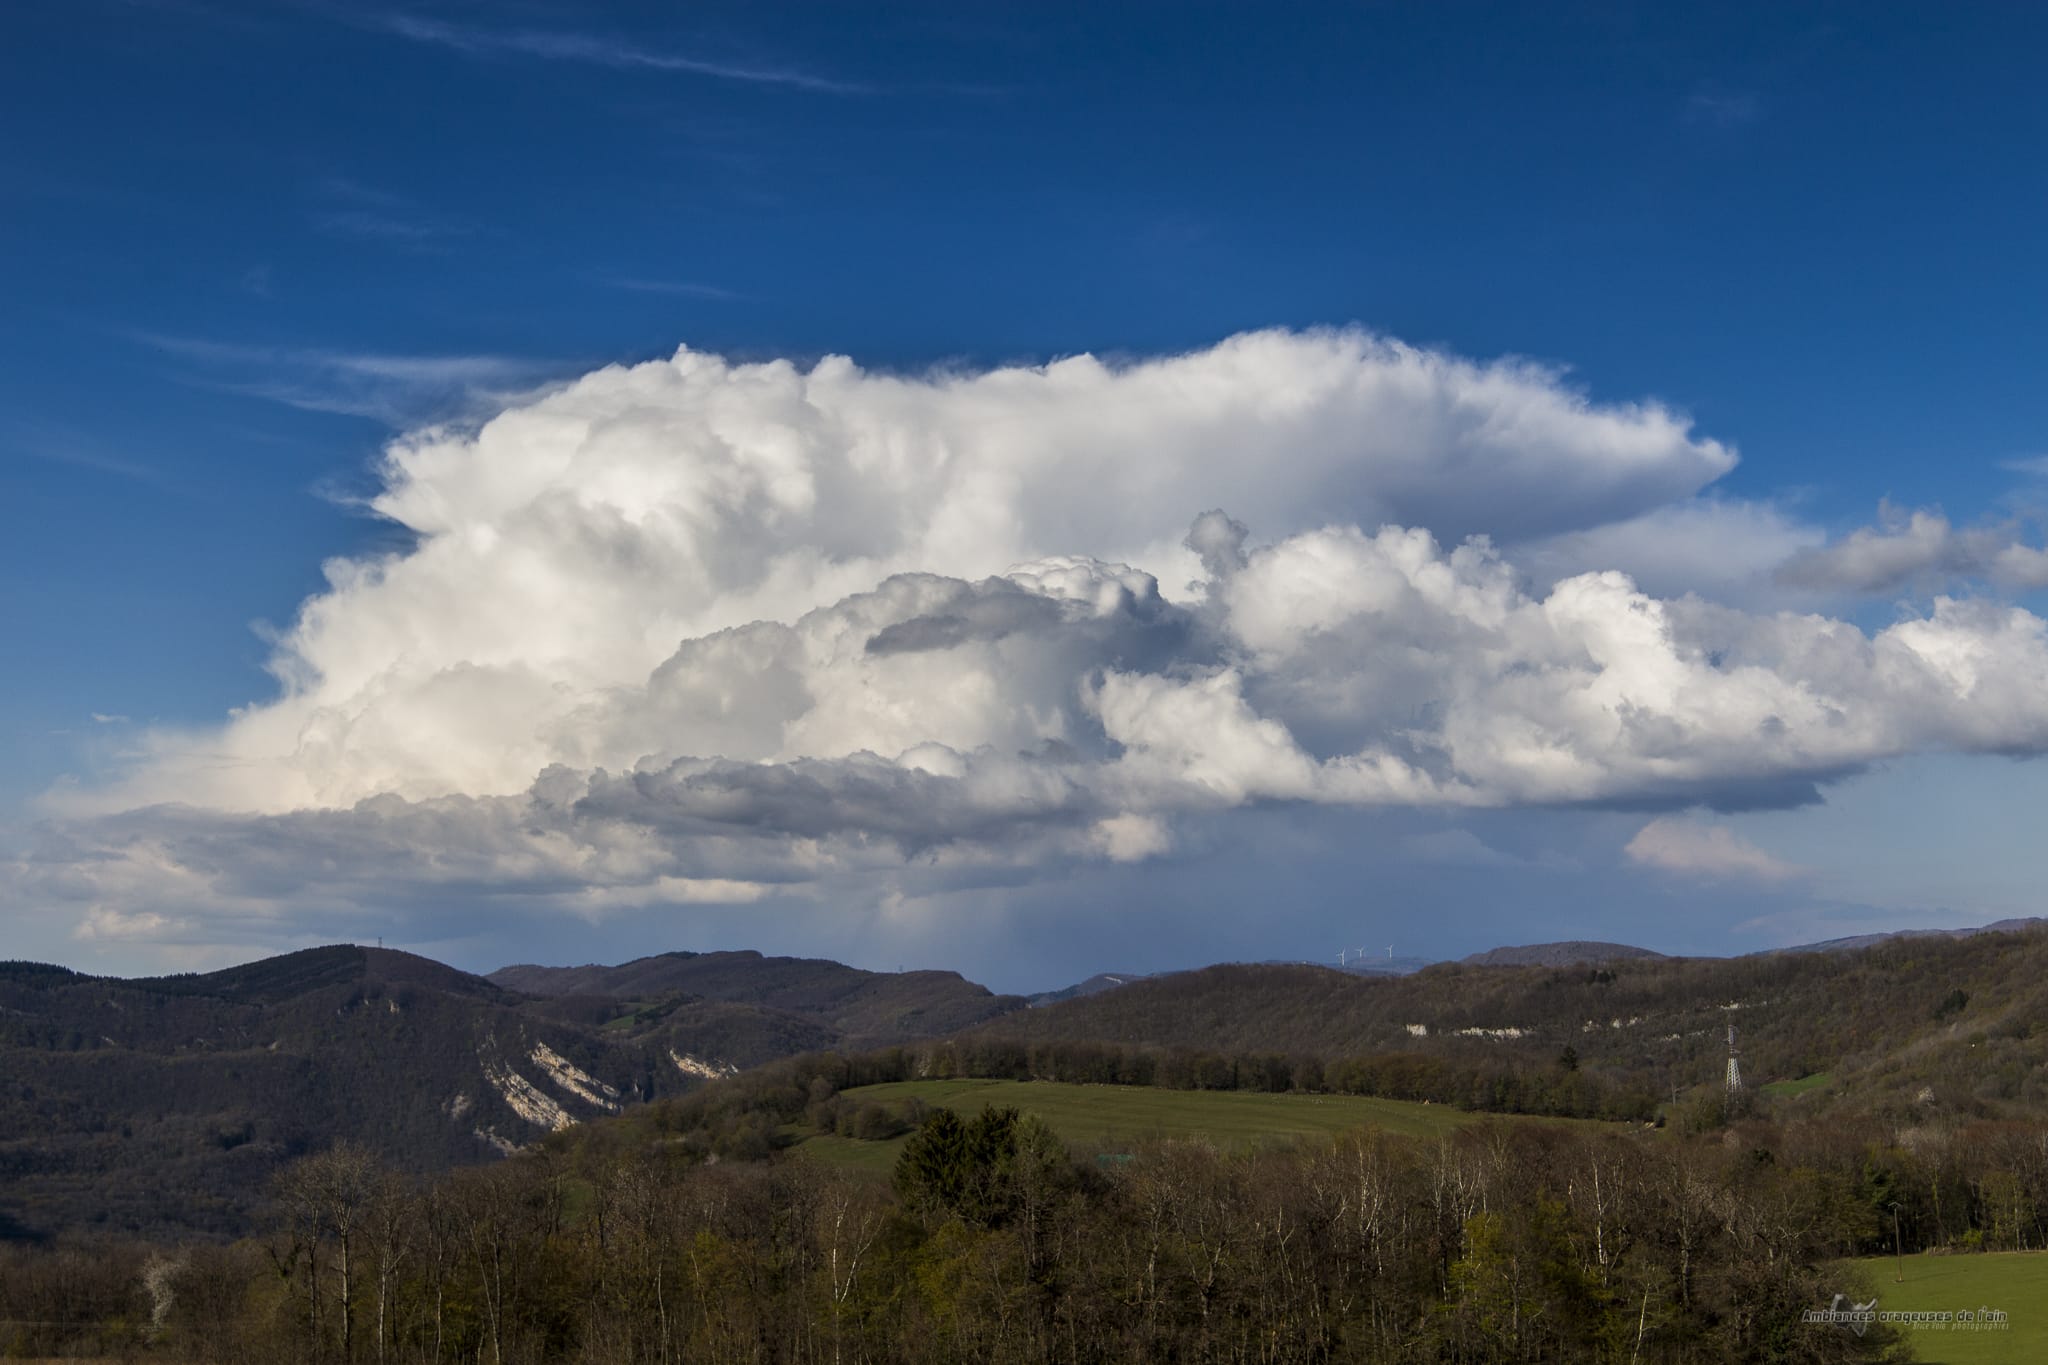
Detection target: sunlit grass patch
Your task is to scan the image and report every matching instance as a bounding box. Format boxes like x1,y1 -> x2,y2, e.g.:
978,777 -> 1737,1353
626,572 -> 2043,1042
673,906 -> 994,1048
1840,1251 -> 2048,1364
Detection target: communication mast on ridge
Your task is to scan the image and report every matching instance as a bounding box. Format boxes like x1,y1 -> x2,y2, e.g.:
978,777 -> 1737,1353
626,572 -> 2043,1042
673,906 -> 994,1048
1724,1025 -> 1743,1095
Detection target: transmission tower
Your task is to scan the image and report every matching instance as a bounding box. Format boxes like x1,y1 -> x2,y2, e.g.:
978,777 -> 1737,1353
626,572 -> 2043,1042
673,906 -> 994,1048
1724,1024 -> 1743,1095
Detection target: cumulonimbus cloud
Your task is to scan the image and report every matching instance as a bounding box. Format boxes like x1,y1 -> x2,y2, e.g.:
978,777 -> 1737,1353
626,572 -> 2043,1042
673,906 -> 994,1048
23,329 -> 2048,947
78,328 -> 1734,815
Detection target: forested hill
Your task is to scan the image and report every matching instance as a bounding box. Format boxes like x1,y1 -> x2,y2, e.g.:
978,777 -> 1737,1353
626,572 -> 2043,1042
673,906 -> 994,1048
0,945 -> 1016,1241
972,923 -> 2048,1121
1458,940 -> 1665,967
0,946 -> 677,1239
488,949 -> 1026,1045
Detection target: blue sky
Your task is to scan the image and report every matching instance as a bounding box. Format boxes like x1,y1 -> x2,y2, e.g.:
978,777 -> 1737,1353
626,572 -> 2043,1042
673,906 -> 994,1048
5,2 -> 2048,989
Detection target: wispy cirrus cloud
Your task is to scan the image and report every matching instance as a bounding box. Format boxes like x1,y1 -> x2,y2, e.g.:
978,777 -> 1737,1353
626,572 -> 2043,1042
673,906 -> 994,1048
128,332 -> 554,424
1684,86 -> 1763,129
310,177 -> 473,248
4,420 -> 171,487
376,14 -> 869,94
592,275 -> 741,301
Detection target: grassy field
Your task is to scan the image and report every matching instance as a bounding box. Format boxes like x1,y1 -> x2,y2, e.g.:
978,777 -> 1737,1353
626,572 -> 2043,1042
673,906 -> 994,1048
787,1129 -> 912,1173
1761,1071 -> 1833,1099
1841,1252 -> 2047,1364
789,1078 -> 1597,1171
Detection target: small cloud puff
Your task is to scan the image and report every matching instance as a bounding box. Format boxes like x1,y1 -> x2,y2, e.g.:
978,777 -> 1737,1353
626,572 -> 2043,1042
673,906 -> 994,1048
1776,504 -> 2048,594
1625,818 -> 1805,883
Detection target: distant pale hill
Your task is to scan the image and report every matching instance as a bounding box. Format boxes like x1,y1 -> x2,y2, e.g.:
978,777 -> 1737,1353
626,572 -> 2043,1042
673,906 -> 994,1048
1460,941 -> 1667,968
1449,919 -> 2048,967
1027,953 -> 1431,1008
1768,916 -> 2045,955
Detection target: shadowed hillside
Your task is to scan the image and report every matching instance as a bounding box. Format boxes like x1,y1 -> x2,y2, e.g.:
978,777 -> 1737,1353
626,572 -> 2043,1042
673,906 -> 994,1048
490,949 -> 1026,1046
0,946 -> 685,1240
0,945 -> 1027,1241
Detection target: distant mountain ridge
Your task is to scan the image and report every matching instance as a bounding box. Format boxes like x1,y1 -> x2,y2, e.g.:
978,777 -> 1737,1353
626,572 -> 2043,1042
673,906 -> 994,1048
488,949 -> 1024,1046
1450,919 -> 2047,969
1460,941 -> 1666,968
1024,953 -> 1431,1008
1766,916 -> 2045,955
1021,919 -> 2047,1010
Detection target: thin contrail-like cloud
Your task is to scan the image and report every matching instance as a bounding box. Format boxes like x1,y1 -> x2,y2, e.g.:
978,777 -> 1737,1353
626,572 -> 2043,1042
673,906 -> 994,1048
127,332 -> 556,423
379,14 -> 872,95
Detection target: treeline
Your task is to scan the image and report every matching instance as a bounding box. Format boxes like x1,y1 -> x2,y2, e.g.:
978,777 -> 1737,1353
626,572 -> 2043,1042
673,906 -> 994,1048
0,1110 -> 1957,1364
901,1036 -> 1657,1121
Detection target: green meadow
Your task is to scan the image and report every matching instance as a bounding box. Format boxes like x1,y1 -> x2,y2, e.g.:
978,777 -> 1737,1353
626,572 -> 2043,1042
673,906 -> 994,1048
789,1077 -> 1602,1171
1760,1071 -> 1834,1099
1840,1252 -> 2048,1364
